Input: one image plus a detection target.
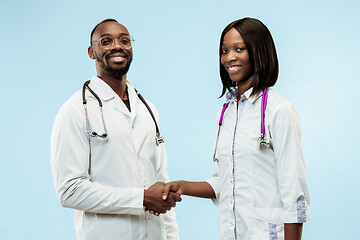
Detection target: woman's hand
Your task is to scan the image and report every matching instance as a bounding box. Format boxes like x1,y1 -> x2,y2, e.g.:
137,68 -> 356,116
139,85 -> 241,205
162,181 -> 184,200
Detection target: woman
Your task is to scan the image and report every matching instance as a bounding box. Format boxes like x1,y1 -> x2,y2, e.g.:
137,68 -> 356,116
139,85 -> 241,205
163,18 -> 310,240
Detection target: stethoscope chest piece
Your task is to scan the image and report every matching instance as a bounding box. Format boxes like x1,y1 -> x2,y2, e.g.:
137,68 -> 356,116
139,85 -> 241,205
155,133 -> 164,146
259,134 -> 270,149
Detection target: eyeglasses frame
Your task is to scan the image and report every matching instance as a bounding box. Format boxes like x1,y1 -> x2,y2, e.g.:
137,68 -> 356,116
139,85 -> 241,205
91,35 -> 135,50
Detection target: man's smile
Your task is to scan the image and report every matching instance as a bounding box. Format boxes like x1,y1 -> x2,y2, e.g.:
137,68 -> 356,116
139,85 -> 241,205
107,53 -> 128,63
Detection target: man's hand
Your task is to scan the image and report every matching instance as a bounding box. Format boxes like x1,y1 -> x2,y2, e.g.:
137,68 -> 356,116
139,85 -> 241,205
143,182 -> 182,216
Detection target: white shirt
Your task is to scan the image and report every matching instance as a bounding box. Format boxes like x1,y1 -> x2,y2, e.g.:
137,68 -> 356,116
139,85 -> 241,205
207,88 -> 310,240
50,76 -> 179,240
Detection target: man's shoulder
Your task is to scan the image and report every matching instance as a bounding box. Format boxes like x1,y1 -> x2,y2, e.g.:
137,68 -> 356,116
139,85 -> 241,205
56,90 -> 83,119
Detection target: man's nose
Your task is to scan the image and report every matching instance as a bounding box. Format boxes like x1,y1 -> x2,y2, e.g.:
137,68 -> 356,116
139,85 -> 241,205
111,39 -> 125,50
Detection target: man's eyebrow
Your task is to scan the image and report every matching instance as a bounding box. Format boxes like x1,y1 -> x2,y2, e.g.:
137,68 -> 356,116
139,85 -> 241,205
99,33 -> 130,38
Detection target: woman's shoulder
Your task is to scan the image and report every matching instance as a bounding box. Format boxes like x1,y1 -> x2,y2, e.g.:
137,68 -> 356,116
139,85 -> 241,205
267,89 -> 291,106
267,89 -> 300,122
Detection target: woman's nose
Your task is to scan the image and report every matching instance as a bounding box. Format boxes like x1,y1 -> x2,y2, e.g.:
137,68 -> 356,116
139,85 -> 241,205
224,51 -> 237,63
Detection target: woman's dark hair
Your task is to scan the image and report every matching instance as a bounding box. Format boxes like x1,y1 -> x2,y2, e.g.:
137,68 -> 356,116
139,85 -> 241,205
219,18 -> 279,97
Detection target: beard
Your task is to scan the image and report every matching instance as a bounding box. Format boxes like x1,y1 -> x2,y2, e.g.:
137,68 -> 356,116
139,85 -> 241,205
95,51 -> 133,79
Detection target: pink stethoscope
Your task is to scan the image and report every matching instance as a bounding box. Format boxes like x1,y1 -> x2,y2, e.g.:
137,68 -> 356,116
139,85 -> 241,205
213,88 -> 270,162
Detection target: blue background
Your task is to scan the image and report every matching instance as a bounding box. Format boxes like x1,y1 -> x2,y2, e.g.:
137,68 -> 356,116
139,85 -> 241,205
1,0 -> 359,239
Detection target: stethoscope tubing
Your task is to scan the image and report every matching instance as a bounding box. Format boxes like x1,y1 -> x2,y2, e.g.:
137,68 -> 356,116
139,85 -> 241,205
134,89 -> 164,146
261,88 -> 269,135
213,88 -> 269,161
82,80 -> 164,145
83,81 -> 108,138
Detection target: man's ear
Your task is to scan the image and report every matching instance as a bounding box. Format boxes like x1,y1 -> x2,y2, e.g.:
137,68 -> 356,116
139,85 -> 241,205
88,46 -> 95,59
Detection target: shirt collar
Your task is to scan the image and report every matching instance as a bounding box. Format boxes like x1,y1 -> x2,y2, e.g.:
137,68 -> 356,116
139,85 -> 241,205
226,87 -> 239,101
245,87 -> 263,103
226,87 -> 263,103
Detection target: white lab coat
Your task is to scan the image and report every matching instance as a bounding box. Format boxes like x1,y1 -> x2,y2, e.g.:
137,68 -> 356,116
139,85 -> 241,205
50,76 -> 179,240
207,88 -> 310,240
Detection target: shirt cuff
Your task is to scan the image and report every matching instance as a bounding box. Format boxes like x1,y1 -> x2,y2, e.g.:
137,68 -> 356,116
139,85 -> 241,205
206,177 -> 220,205
115,188 -> 144,215
283,194 -> 310,223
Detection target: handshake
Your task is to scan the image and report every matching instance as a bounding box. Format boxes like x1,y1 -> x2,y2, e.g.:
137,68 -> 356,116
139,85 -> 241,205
143,181 -> 182,216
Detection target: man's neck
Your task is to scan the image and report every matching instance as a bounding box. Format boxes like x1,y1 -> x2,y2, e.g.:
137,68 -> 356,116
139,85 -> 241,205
98,73 -> 128,100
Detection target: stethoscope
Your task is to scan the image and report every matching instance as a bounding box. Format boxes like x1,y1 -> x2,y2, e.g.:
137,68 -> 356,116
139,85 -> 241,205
82,80 -> 164,146
213,88 -> 270,161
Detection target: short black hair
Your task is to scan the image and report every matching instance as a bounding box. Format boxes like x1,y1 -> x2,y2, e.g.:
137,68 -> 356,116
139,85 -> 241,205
90,19 -> 118,45
219,18 -> 279,97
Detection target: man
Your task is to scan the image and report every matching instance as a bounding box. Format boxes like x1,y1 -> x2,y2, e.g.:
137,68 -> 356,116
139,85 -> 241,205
50,19 -> 180,240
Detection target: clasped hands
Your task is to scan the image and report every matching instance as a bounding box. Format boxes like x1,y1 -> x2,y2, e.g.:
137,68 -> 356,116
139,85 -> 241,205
143,181 -> 182,216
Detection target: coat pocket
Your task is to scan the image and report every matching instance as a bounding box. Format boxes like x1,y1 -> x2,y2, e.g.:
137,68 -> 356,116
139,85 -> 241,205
83,212 -> 99,240
248,208 -> 284,240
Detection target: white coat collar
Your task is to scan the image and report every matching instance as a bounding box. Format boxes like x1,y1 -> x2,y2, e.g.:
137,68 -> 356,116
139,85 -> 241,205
88,75 -> 117,101
88,75 -> 138,118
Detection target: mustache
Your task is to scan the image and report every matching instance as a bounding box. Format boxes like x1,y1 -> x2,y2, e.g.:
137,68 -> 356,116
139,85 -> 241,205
106,50 -> 129,59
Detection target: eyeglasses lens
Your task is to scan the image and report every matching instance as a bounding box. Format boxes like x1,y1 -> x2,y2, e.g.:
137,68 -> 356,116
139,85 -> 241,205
100,36 -> 133,49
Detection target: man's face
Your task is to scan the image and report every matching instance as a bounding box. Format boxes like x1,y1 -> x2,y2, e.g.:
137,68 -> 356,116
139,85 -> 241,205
89,21 -> 133,79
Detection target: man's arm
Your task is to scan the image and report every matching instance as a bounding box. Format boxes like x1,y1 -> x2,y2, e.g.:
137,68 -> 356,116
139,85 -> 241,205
51,102 -> 147,215
148,124 -> 181,239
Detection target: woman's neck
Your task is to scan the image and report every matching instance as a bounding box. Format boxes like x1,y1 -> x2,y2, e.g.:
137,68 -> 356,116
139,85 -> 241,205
237,77 -> 253,100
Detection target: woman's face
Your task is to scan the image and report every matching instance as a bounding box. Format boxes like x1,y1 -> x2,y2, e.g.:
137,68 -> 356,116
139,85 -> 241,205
221,28 -> 252,83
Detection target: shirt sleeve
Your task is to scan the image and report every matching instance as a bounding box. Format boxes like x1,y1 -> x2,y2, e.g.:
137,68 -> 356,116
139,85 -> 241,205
270,103 -> 310,223
50,101 -> 144,215
155,143 -> 180,240
206,110 -> 222,205
206,161 -> 220,206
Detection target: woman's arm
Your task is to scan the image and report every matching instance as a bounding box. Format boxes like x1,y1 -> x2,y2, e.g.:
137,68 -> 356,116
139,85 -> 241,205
162,180 -> 215,199
285,223 -> 303,240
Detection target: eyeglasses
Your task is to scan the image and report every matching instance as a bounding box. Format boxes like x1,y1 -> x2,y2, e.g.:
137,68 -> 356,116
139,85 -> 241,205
92,35 -> 135,50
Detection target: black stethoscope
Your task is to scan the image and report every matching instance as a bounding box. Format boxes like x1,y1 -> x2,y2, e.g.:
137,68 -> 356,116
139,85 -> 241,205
212,88 -> 270,161
82,80 -> 164,146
